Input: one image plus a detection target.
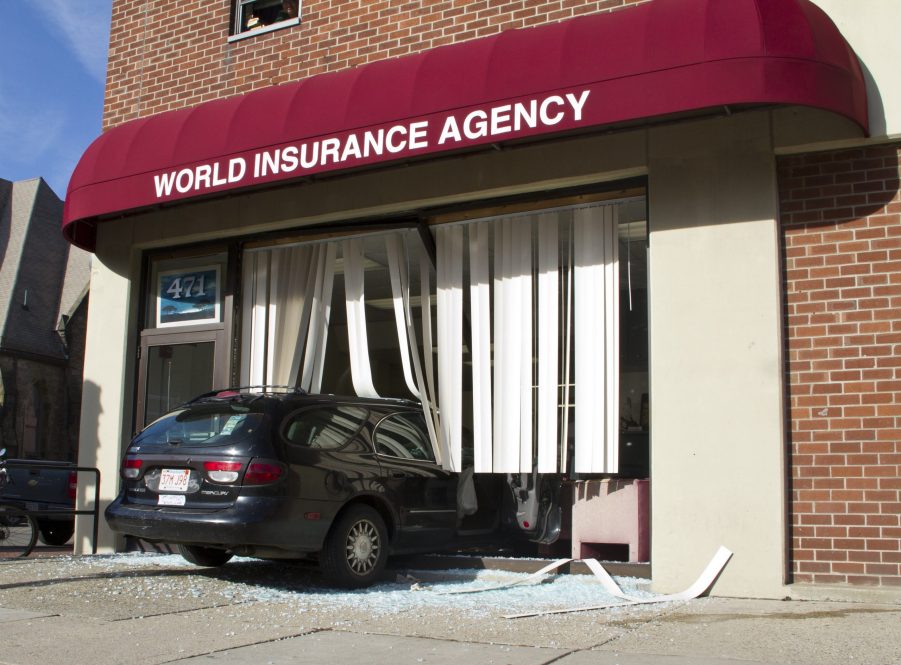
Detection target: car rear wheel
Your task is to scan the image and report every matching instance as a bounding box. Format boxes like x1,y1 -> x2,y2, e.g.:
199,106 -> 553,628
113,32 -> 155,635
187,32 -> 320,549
320,504 -> 387,588
176,544 -> 233,567
38,521 -> 74,546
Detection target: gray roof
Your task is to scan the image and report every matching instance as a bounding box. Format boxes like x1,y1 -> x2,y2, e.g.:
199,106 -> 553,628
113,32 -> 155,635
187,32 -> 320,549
0,178 -> 91,359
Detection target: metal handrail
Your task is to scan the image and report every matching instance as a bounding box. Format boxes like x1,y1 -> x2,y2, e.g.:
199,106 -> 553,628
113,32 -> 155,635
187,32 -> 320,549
1,460 -> 101,555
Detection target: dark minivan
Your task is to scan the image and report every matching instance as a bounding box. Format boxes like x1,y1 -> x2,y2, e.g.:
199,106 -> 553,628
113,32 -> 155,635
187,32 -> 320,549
106,388 -> 493,587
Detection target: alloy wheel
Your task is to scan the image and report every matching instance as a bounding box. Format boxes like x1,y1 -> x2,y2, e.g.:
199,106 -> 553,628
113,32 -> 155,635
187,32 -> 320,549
345,518 -> 381,575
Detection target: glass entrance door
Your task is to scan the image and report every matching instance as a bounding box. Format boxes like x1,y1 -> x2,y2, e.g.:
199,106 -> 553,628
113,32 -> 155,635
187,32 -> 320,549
136,328 -> 228,428
135,250 -> 233,430
143,341 -> 215,425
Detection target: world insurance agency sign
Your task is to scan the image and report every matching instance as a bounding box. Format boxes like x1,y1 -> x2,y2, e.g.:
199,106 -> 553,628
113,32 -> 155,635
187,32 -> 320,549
150,89 -> 592,202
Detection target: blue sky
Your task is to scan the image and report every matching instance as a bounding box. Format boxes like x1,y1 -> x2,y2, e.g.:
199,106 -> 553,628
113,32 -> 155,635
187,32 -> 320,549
0,1 -> 111,198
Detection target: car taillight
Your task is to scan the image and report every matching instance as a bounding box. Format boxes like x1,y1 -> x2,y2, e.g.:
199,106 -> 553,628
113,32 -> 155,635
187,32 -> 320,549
68,471 -> 77,500
122,457 -> 143,479
243,460 -> 283,486
204,460 -> 242,483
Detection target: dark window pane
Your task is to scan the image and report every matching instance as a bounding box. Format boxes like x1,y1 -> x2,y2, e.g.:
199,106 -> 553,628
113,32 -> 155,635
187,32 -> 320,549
144,342 -> 214,426
284,406 -> 368,449
375,413 -> 435,461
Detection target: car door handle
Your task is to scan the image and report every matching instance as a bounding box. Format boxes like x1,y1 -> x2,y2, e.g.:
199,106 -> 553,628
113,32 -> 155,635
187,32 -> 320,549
389,471 -> 407,478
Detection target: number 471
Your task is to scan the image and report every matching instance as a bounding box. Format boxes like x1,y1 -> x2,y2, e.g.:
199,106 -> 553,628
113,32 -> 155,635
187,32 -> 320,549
166,274 -> 206,300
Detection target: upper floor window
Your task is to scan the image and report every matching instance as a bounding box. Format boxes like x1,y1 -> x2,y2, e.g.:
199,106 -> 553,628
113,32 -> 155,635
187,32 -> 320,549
230,0 -> 299,41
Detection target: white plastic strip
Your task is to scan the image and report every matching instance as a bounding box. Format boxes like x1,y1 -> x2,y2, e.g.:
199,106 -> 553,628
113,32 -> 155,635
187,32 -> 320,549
573,205 -> 617,473
419,254 -> 446,467
603,205 -> 620,471
394,241 -> 440,468
342,238 -> 380,398
250,251 -> 270,386
537,214 -> 559,473
299,244 -> 326,392
493,218 -> 531,472
560,223 -> 574,472
517,221 -> 533,472
239,252 -> 257,385
386,235 -> 421,399
310,243 -> 336,394
573,207 -> 600,472
264,249 -> 280,386
492,221 -> 510,471
288,249 -> 319,387
436,558 -> 572,595
436,225 -> 464,471
468,222 -> 493,473
503,547 -> 734,619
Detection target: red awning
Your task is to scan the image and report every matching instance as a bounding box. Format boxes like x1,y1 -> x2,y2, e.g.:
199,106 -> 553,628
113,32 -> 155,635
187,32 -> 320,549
63,0 -> 868,250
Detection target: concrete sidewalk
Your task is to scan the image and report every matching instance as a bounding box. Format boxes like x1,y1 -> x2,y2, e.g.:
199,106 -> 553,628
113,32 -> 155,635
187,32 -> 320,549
0,554 -> 898,665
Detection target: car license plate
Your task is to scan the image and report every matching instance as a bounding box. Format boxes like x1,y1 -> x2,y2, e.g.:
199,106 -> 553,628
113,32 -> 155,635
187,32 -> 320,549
158,494 -> 186,506
159,468 -> 190,492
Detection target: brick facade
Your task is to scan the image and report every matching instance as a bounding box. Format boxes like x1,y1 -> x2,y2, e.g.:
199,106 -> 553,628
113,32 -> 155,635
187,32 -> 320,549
104,0 -> 649,130
103,0 -> 901,589
779,144 -> 901,587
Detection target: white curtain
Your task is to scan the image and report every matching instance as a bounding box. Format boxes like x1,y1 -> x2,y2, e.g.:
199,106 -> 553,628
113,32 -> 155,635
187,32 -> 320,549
419,253 -> 447,467
267,245 -> 316,386
298,243 -> 336,393
468,222 -> 493,473
573,205 -> 619,473
241,202 -> 620,474
385,234 -> 446,467
241,250 -> 269,387
385,235 -> 420,399
491,217 -> 533,473
436,226 -> 464,472
342,238 -> 380,398
536,213 -> 559,473
241,243 -> 335,392
433,203 -> 619,474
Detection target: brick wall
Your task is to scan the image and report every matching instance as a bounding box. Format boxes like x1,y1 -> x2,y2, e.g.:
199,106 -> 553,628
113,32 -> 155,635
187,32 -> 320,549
779,144 -> 901,587
104,0 -> 649,130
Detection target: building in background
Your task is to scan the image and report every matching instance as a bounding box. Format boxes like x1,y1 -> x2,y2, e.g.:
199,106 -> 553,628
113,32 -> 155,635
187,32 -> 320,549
0,177 -> 90,462
65,0 -> 899,600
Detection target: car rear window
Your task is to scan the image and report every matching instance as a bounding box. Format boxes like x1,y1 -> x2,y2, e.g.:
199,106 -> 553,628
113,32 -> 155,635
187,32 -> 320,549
135,403 -> 266,447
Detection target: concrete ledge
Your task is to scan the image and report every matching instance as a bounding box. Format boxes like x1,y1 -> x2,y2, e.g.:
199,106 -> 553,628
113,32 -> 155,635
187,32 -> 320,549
788,583 -> 901,605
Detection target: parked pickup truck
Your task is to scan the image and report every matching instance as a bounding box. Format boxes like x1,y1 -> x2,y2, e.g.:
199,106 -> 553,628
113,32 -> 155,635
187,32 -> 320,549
0,454 -> 76,546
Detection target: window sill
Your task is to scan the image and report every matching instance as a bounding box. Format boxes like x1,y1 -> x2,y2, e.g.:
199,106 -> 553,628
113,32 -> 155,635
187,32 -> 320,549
228,17 -> 300,43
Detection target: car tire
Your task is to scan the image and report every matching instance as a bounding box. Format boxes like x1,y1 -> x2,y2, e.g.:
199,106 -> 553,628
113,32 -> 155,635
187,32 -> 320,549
38,521 -> 75,546
320,504 -> 388,588
176,544 -> 233,567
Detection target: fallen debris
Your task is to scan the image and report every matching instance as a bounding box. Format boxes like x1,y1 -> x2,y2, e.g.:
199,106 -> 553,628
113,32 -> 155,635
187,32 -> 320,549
503,546 -> 733,619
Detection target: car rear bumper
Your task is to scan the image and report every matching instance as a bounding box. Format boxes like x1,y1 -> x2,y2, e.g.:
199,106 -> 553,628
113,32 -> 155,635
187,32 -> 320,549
104,494 -> 329,552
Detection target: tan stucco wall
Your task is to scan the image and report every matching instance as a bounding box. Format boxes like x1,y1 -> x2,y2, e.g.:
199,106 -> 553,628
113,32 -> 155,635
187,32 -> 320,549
648,113 -> 787,598
74,224 -> 139,554
75,111 -> 791,598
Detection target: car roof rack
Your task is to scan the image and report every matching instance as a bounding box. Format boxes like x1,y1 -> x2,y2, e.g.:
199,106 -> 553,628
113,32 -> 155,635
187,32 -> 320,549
189,385 -> 308,402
